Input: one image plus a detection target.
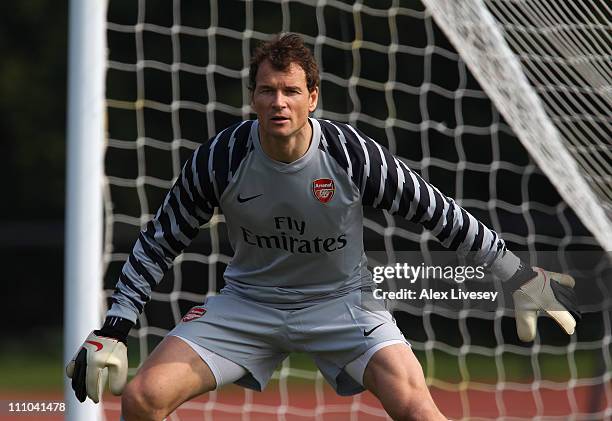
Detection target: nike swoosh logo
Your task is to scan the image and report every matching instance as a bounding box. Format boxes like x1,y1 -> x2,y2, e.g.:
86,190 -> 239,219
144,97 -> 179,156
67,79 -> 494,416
85,340 -> 103,352
364,323 -> 384,337
237,193 -> 263,203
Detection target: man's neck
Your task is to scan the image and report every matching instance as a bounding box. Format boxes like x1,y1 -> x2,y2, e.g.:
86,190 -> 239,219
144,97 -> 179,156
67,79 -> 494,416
259,120 -> 313,164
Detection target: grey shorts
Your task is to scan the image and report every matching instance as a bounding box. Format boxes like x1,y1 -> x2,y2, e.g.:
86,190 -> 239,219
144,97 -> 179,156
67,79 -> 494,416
169,289 -> 408,396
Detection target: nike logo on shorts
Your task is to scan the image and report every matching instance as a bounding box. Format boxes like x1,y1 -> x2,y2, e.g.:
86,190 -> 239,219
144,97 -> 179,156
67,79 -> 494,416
237,193 -> 263,203
364,323 -> 384,337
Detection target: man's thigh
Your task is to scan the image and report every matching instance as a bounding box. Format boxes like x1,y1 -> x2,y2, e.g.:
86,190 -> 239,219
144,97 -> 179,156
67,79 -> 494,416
127,335 -> 216,409
362,343 -> 425,394
363,343 -> 446,420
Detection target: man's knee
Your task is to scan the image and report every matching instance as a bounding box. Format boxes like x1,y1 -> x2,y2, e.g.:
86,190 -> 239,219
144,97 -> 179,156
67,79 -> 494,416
390,392 -> 440,421
377,374 -> 439,420
120,335 -> 219,420
121,376 -> 171,421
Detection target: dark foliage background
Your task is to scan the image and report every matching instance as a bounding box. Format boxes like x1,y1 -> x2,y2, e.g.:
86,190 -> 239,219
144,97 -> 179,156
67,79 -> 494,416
1,1 -> 67,335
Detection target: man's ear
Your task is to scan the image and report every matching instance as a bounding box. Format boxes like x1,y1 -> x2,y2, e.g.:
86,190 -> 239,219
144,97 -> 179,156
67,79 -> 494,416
308,86 -> 319,112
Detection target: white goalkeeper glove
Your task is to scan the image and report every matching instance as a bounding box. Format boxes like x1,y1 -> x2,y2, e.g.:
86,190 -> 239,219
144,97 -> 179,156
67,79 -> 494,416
66,317 -> 133,403
511,266 -> 581,342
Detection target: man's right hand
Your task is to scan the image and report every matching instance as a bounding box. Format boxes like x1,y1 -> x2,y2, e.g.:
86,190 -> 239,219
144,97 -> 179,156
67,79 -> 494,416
66,317 -> 133,403
66,331 -> 128,403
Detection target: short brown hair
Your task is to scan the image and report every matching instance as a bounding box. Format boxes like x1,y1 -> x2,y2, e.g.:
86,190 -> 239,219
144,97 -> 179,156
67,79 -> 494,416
249,33 -> 320,93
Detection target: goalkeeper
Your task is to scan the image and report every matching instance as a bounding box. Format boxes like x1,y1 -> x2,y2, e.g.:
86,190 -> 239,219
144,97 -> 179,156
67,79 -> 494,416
67,33 -> 580,421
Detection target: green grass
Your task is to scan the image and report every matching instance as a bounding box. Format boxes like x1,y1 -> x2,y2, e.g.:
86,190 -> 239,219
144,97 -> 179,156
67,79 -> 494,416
1,329 -> 603,392
0,329 -> 64,391
413,349 -> 603,384
0,353 -> 64,391
282,350 -> 602,384
264,349 -> 603,386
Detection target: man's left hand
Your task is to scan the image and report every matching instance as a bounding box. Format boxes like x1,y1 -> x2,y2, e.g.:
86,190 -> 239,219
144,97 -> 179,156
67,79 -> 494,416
512,267 -> 581,342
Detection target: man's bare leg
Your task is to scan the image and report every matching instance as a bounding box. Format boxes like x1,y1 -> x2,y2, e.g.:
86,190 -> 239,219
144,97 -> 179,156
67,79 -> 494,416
363,343 -> 446,421
121,336 -> 217,421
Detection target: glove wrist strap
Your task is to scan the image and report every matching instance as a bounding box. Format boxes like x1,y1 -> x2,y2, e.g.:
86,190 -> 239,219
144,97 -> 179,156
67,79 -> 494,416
95,316 -> 134,345
487,249 -> 521,281
504,262 -> 538,292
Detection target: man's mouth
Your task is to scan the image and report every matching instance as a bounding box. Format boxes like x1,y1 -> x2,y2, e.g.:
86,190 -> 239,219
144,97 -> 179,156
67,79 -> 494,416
271,116 -> 289,122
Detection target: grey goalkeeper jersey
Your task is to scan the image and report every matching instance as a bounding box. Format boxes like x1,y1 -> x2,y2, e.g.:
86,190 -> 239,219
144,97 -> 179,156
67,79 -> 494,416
108,118 -> 519,323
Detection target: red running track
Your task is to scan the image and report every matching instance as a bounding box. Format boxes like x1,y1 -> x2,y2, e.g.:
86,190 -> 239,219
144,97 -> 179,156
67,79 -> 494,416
0,382 -> 607,420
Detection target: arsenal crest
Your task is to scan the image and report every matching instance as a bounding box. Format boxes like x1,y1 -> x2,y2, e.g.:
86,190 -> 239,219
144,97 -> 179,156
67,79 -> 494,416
312,178 -> 335,203
181,307 -> 206,322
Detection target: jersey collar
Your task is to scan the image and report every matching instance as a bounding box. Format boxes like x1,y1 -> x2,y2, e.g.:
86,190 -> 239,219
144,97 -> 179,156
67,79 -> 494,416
251,117 -> 321,173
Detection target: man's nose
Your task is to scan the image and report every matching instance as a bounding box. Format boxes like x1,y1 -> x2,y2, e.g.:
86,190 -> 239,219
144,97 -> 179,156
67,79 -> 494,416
271,91 -> 286,108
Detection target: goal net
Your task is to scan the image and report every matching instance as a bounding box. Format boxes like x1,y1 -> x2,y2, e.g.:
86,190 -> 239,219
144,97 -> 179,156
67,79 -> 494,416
98,0 -> 611,419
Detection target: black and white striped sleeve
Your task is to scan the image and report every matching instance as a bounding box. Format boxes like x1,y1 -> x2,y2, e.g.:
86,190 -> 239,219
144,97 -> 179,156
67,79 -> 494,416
106,141 -> 218,323
321,120 -> 520,277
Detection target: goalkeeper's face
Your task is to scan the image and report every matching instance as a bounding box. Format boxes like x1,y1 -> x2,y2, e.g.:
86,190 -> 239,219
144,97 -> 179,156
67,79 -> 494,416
251,60 -> 319,143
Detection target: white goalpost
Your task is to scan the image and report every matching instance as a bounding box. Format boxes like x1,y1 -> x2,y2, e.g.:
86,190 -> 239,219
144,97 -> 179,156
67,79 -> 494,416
64,0 -> 106,419
65,0 -> 611,420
